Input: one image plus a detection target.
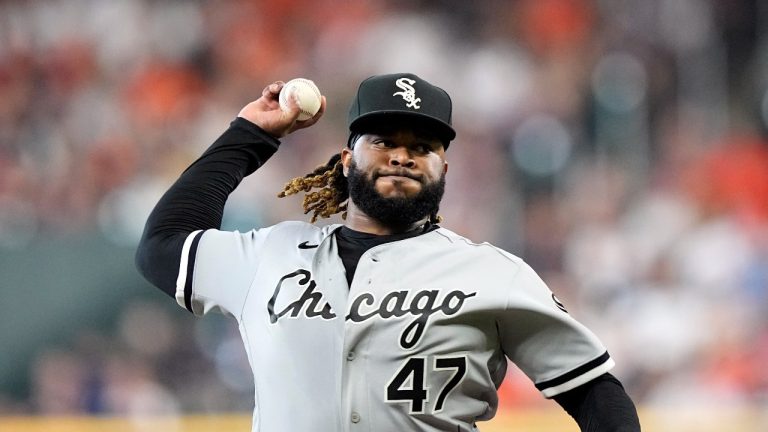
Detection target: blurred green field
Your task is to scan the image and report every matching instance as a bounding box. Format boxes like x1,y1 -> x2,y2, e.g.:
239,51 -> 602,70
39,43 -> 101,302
0,408 -> 765,432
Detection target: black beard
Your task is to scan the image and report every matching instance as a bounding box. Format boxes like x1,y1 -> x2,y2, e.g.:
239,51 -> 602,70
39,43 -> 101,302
347,161 -> 445,227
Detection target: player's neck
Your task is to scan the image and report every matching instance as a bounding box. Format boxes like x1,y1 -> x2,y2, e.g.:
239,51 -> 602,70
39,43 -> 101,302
344,202 -> 428,236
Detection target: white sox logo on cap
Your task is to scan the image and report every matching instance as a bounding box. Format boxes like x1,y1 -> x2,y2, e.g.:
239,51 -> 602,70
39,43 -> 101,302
393,77 -> 421,109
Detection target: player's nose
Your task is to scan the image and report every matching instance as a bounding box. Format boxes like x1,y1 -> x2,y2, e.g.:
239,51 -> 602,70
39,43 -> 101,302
388,146 -> 415,168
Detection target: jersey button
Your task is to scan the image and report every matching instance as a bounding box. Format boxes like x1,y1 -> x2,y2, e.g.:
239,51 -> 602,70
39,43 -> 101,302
351,412 -> 361,423
346,351 -> 356,361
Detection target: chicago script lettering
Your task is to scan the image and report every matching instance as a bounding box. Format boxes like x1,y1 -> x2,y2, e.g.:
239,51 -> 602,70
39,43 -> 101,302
346,289 -> 477,349
268,269 -> 336,323
268,270 -> 478,350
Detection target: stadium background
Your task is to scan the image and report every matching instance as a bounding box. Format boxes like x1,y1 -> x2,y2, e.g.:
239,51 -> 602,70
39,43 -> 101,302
1,0 -> 767,430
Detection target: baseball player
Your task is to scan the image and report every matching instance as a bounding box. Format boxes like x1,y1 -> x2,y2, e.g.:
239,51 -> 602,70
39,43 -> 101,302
136,73 -> 640,431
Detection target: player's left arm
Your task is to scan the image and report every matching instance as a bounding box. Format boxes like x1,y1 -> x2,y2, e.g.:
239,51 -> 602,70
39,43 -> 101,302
498,260 -> 640,431
553,372 -> 640,432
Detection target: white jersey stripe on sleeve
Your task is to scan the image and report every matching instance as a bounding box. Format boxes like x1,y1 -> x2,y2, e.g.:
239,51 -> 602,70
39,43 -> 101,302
175,230 -> 204,313
536,351 -> 615,398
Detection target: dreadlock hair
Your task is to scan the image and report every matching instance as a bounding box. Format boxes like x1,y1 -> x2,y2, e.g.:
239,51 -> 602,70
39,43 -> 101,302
278,153 -> 348,223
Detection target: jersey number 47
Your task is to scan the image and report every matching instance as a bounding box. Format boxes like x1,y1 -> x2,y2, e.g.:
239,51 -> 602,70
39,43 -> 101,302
385,355 -> 467,414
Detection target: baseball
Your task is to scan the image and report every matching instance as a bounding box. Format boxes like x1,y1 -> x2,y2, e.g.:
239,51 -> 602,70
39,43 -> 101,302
279,78 -> 322,121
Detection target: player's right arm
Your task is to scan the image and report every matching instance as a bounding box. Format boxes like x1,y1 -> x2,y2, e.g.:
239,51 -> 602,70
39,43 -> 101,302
134,82 -> 326,299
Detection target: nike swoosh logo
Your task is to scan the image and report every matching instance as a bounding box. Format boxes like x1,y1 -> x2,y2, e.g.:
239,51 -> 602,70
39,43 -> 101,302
298,241 -> 318,249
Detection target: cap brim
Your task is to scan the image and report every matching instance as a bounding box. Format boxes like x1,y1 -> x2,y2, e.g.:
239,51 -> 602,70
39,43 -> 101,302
349,111 -> 456,143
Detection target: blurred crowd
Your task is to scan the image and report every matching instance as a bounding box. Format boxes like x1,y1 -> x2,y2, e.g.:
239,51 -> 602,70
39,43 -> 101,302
1,0 -> 768,419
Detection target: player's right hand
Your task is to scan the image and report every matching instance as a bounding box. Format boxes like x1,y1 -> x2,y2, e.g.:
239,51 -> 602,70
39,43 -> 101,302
237,81 -> 326,138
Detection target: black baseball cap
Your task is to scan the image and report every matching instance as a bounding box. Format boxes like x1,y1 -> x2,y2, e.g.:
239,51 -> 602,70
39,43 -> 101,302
347,73 -> 456,148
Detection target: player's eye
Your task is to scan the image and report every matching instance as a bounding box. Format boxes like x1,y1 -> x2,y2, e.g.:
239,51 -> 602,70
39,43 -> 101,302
410,142 -> 434,154
373,139 -> 396,148
417,143 -> 433,153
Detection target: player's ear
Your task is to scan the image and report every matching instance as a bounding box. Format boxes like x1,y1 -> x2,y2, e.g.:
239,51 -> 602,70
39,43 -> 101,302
341,148 -> 353,177
443,160 -> 448,175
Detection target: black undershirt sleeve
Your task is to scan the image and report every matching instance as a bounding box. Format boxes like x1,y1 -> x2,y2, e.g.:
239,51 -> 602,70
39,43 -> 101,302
553,373 -> 641,432
135,117 -> 280,297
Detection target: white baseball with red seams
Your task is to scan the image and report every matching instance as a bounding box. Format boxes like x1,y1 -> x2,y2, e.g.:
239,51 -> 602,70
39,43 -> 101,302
279,78 -> 322,120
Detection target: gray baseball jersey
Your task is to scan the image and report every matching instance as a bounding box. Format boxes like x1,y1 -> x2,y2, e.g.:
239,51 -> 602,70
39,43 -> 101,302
175,221 -> 614,432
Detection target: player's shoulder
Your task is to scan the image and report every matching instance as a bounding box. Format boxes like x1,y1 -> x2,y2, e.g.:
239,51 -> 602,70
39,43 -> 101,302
264,221 -> 341,241
433,227 -> 525,266
258,220 -> 338,238
268,220 -> 333,234
432,227 -> 545,289
203,221 -> 340,245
